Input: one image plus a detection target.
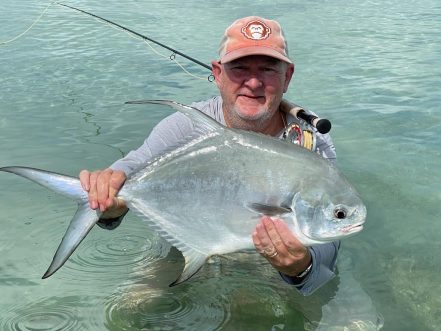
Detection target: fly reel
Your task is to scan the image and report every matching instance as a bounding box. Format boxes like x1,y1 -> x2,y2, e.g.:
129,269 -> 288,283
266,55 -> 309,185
282,119 -> 316,151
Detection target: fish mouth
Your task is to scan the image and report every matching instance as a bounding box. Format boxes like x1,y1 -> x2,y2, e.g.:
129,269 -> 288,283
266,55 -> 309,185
341,222 -> 364,234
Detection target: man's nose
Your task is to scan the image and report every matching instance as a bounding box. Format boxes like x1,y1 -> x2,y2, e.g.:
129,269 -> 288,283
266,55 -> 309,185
244,76 -> 263,89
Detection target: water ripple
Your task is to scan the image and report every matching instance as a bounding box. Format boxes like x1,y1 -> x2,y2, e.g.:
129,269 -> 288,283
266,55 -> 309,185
105,287 -> 230,331
58,234 -> 150,281
1,297 -> 82,331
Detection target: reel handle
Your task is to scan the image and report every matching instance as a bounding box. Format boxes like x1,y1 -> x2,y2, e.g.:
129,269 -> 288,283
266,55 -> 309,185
296,109 -> 331,134
280,101 -> 332,134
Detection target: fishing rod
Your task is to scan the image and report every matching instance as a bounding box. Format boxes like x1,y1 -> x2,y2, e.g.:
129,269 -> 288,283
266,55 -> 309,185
56,2 -> 331,134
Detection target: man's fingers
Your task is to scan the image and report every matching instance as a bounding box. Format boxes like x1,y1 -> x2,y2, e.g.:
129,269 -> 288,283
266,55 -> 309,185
80,169 -> 126,212
252,217 -> 282,262
252,230 -> 264,253
107,171 -> 126,208
261,216 -> 285,251
97,169 -> 113,211
88,171 -> 99,209
254,221 -> 271,247
259,217 -> 309,259
272,219 -> 308,258
254,217 -> 312,276
109,170 -> 126,190
273,219 -> 301,245
79,170 -> 90,191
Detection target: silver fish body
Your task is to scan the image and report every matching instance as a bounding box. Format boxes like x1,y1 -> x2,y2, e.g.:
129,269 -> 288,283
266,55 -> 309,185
0,100 -> 366,285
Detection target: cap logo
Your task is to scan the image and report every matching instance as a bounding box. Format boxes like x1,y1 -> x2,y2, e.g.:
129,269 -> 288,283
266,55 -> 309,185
241,20 -> 271,40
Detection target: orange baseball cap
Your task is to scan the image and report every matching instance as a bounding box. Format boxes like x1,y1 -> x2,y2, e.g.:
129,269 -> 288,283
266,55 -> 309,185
218,16 -> 292,64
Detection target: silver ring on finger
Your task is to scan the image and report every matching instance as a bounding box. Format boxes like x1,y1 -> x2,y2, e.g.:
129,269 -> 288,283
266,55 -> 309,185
264,246 -> 276,255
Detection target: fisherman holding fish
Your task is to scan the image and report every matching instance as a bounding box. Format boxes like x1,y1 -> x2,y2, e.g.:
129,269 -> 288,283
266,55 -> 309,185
79,17 -> 341,295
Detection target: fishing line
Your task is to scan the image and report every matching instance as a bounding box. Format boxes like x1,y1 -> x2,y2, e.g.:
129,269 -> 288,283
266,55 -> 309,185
0,1 -> 55,45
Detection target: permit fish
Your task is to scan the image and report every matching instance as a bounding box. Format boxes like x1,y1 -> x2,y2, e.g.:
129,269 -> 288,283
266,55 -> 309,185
0,100 -> 366,285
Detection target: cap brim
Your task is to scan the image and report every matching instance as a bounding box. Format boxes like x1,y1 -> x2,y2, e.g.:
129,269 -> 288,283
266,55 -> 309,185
220,46 -> 292,64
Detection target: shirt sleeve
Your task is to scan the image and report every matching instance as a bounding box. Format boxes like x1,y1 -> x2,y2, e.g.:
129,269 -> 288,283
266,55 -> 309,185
280,241 -> 341,295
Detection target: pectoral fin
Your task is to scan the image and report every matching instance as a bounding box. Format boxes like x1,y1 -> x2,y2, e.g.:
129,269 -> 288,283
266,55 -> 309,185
247,203 -> 292,216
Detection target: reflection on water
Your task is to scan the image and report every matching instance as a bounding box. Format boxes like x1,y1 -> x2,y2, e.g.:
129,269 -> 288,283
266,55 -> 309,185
1,0 -> 440,330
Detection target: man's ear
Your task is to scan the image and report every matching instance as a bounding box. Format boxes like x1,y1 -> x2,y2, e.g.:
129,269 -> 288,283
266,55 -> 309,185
283,63 -> 295,93
211,60 -> 222,88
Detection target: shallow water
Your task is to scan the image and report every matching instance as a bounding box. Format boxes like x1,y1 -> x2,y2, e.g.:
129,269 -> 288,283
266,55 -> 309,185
0,0 -> 440,330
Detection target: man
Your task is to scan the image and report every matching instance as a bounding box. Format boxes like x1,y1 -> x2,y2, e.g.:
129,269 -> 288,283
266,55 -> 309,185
80,16 -> 339,295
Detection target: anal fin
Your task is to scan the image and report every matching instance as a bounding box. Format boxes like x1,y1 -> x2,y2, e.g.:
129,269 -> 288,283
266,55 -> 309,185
170,249 -> 208,287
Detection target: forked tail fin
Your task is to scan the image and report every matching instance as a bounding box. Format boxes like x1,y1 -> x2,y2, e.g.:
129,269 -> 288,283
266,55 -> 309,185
0,166 -> 101,278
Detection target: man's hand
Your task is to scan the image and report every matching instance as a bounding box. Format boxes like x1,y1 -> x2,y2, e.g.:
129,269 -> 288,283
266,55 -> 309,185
252,216 -> 312,277
79,168 -> 127,217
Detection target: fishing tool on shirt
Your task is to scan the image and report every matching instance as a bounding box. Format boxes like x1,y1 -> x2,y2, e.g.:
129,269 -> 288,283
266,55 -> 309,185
2,2 -> 332,133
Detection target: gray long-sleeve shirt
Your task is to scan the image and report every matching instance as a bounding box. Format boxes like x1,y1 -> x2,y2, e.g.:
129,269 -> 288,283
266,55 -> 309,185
108,96 -> 339,295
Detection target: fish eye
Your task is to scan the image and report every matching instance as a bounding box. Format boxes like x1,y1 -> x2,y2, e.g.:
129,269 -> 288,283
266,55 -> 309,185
333,207 -> 347,219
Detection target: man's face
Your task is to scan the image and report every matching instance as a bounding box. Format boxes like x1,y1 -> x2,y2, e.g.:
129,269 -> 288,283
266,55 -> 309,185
212,55 -> 294,131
